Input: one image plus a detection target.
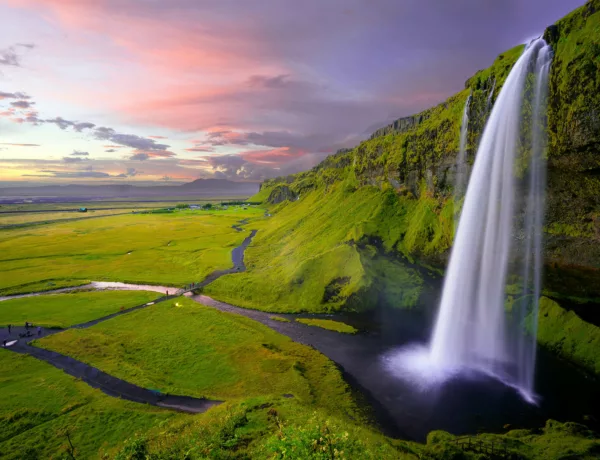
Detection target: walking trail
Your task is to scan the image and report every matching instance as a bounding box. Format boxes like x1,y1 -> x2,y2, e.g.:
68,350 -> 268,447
0,220 -> 256,414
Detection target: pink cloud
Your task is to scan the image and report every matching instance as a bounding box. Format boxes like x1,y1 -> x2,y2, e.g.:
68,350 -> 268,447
185,147 -> 214,152
241,147 -> 305,165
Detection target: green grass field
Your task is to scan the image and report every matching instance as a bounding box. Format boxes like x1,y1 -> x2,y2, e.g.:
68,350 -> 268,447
0,209 -> 134,227
204,184 -> 427,313
0,349 -> 185,460
295,318 -> 358,334
38,297 -> 362,418
0,208 -> 262,295
0,290 -> 160,328
0,198 -> 245,213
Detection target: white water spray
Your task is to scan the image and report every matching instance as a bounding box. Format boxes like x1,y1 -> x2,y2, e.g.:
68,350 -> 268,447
389,39 -> 552,403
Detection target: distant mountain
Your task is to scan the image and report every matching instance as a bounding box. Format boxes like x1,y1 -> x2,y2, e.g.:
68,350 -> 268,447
0,179 -> 259,201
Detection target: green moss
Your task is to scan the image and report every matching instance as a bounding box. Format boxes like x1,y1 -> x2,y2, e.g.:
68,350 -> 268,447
534,296 -> 600,374
421,420 -> 600,459
295,318 -> 358,334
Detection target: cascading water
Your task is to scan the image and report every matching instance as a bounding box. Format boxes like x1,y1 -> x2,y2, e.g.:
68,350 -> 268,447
486,78 -> 496,112
454,93 -> 471,210
387,39 -> 552,404
430,38 -> 552,402
513,44 -> 551,394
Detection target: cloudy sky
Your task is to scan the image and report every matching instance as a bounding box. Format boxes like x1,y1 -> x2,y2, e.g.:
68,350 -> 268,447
0,0 -> 586,185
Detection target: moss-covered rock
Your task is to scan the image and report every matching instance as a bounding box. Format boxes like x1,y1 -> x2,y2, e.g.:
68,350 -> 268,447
535,296 -> 600,374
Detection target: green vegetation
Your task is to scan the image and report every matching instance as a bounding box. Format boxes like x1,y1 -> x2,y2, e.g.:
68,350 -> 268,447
205,183 -> 430,313
0,278 -> 90,296
295,318 -> 358,334
0,210 -> 260,295
2,3 -> 600,458
0,349 -> 183,460
423,420 -> 600,460
203,1 -> 600,313
0,290 -> 159,328
535,297 -> 600,374
270,315 -> 291,322
109,397 -> 417,459
38,297 -> 364,419
108,400 -> 599,459
0,209 -> 133,227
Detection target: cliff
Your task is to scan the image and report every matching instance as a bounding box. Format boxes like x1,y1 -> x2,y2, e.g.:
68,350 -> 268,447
206,1 -> 600,322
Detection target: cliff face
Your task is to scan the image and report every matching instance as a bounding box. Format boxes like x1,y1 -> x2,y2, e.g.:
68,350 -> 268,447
256,0 -> 600,301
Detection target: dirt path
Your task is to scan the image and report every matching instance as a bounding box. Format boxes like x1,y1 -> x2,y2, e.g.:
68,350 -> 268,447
9,339 -> 221,413
1,221 -> 257,414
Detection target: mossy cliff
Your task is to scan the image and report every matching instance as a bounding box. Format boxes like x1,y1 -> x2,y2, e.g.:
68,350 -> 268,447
208,1 -> 600,321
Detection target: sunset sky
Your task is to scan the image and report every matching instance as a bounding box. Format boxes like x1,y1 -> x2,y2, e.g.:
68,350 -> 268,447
0,0 -> 586,185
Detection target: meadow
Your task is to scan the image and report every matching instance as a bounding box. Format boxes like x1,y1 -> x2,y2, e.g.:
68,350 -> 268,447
0,207 -> 263,295
37,297 -> 362,414
0,290 -> 159,328
204,183 -> 427,313
0,209 -> 134,227
0,349 -> 184,460
295,318 -> 358,334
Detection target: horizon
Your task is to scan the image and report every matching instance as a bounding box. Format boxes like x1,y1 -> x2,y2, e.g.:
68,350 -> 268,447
0,0 -> 586,187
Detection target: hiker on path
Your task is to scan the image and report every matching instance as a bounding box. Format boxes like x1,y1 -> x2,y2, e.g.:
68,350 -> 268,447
37,326 -> 42,336
7,324 -> 11,334
25,321 -> 29,329
2,339 -> 6,347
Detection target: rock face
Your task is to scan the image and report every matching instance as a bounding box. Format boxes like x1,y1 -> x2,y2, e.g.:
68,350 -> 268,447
257,1 -> 600,301
369,114 -> 429,139
266,185 -> 298,204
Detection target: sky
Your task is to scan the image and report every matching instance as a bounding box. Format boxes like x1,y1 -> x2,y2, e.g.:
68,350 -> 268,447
0,0 -> 587,186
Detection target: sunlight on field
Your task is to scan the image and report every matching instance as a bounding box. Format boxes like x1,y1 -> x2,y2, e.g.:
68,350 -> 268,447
0,208 -> 263,294
0,209 -> 133,226
39,297 -> 359,409
0,350 -> 182,460
0,290 -> 160,328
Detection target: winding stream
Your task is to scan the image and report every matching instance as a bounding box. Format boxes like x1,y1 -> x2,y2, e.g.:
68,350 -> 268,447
2,224 -> 599,440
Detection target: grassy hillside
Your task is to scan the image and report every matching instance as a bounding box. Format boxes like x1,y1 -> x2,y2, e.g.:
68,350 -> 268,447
205,183 -> 435,313
205,1 -> 600,316
107,398 -> 599,459
0,350 -> 182,459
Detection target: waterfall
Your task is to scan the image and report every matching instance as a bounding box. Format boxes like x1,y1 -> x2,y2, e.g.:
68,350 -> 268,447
486,78 -> 496,112
454,93 -> 471,216
424,39 -> 551,402
514,44 -> 551,394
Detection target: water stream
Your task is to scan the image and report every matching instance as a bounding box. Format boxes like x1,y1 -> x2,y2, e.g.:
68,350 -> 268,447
388,39 -> 553,403
454,92 -> 471,209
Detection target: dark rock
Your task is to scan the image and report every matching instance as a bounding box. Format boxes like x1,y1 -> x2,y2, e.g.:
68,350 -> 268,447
267,185 -> 297,204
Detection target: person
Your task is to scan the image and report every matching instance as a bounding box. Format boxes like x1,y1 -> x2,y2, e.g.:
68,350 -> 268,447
166,290 -> 169,296
37,326 -> 42,336
25,321 -> 29,329
2,339 -> 6,347
7,324 -> 11,334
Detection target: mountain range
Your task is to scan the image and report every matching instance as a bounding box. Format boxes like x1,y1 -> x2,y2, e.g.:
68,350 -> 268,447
0,179 -> 259,201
